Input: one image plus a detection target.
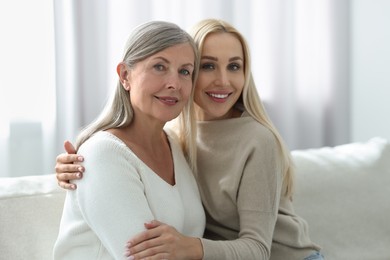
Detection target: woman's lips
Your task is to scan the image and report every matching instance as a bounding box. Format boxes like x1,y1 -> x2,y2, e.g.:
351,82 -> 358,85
156,96 -> 179,105
206,92 -> 231,103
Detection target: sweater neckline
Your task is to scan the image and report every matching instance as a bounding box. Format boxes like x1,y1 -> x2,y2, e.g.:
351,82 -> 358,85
197,111 -> 251,126
99,131 -> 178,188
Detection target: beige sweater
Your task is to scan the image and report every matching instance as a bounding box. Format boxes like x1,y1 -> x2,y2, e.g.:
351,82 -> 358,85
196,114 -> 321,260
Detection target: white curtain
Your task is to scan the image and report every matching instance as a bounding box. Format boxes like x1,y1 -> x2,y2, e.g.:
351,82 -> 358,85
54,0 -> 350,152
253,0 -> 351,149
0,0 -> 351,177
0,0 -> 56,177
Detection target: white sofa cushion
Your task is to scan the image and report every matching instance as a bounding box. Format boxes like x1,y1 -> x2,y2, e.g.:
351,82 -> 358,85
292,137 -> 390,260
0,174 -> 65,260
0,137 -> 389,260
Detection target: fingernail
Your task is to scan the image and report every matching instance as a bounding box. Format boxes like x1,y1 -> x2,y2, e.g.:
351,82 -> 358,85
76,172 -> 81,178
71,184 -> 76,190
127,256 -> 134,260
78,167 -> 84,172
78,156 -> 84,162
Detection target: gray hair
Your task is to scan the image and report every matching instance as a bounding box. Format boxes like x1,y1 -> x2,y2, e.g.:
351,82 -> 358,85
75,21 -> 199,171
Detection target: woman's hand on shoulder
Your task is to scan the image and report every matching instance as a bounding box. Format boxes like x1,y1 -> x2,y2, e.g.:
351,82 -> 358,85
55,140 -> 84,190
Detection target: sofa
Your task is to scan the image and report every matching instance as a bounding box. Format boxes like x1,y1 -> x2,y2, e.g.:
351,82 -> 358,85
0,137 -> 389,260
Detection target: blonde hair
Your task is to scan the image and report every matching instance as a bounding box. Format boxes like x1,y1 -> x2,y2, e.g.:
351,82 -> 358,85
74,21 -> 199,172
189,19 -> 294,197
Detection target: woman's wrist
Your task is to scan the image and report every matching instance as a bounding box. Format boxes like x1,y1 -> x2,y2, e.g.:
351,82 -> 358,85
187,237 -> 204,260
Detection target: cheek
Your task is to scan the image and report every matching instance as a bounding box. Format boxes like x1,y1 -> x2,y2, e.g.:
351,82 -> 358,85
182,81 -> 194,100
195,73 -> 208,88
234,76 -> 245,93
194,75 -> 208,95
193,83 -> 203,103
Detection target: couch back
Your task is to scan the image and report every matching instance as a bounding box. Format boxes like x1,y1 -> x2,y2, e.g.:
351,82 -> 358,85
0,137 -> 389,260
293,137 -> 390,260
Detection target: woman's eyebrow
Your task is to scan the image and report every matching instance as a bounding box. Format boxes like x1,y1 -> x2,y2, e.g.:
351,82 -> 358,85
201,55 -> 217,61
201,55 -> 243,62
153,56 -> 170,63
153,56 -> 194,67
229,56 -> 243,62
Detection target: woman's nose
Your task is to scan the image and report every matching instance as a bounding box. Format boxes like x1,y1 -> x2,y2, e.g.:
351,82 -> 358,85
166,73 -> 181,90
214,70 -> 230,87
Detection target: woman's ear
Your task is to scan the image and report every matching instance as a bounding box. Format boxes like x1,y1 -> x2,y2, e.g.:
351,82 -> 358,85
117,62 -> 130,91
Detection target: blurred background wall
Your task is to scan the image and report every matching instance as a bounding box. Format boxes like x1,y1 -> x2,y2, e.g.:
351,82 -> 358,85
351,0 -> 390,142
0,0 -> 389,177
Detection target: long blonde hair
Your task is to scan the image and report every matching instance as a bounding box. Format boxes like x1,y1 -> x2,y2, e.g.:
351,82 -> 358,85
189,19 -> 295,197
74,21 -> 199,172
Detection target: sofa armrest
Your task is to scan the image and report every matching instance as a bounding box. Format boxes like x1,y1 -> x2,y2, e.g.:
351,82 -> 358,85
0,174 -> 66,260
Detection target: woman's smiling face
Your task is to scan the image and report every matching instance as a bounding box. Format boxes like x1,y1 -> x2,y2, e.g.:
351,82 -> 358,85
194,32 -> 245,121
125,43 -> 195,124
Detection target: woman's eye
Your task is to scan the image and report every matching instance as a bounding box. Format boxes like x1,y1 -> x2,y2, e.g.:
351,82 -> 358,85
153,64 -> 165,71
201,63 -> 214,70
179,69 -> 191,76
228,63 -> 241,71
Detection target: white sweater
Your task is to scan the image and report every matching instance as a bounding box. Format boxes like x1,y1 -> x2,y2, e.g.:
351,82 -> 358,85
53,131 -> 205,260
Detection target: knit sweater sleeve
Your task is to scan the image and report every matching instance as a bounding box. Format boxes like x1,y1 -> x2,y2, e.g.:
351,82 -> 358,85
74,133 -> 155,259
200,124 -> 284,259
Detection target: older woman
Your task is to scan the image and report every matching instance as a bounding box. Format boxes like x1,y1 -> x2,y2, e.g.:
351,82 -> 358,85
53,21 -> 205,260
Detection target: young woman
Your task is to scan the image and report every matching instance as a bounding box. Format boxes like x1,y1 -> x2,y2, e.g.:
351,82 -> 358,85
53,21 -> 205,260
55,19 -> 324,260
